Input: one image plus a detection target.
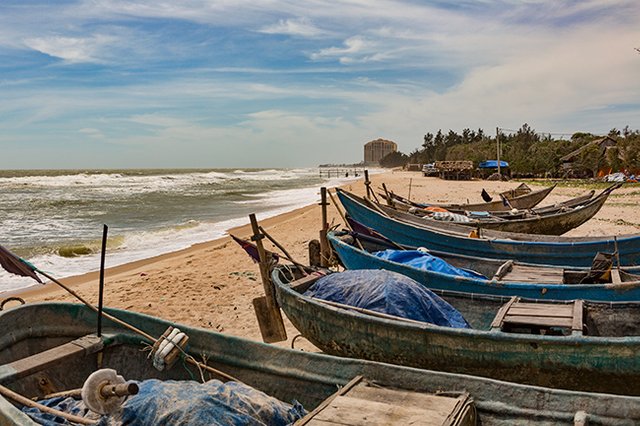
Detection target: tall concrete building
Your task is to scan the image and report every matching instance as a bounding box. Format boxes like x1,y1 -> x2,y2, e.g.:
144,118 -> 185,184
364,138 -> 397,165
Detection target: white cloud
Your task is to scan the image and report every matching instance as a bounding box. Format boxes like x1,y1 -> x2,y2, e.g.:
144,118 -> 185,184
23,34 -> 116,63
310,36 -> 379,63
259,18 -> 326,37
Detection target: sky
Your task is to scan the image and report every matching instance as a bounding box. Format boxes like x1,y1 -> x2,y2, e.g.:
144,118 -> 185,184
0,1 -> 639,169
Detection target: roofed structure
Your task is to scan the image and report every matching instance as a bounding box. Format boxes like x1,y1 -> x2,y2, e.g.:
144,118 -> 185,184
560,136 -> 618,177
560,136 -> 617,163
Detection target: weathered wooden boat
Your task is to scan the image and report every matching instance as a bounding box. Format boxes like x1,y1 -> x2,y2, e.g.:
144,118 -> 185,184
500,182 -> 533,198
272,265 -> 640,397
3,303 -> 638,424
336,188 -> 640,267
376,184 -> 616,235
384,188 -> 595,220
327,230 -> 640,301
382,183 -> 556,213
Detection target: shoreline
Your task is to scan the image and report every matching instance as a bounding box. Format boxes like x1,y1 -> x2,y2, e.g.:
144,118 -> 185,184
6,200 -> 332,301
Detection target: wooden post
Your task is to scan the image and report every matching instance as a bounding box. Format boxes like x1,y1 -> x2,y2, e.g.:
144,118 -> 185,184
364,170 -> 371,199
408,178 -> 413,201
97,224 -> 108,338
496,127 -> 501,177
319,187 -> 330,267
381,183 -> 392,206
249,214 -> 287,343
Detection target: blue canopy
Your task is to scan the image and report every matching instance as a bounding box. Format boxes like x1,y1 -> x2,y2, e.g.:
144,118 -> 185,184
304,269 -> 470,328
373,249 -> 487,280
478,160 -> 509,169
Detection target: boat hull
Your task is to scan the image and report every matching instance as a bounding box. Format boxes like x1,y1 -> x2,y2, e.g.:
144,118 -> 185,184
4,303 -> 640,424
337,189 -> 640,267
272,268 -> 640,397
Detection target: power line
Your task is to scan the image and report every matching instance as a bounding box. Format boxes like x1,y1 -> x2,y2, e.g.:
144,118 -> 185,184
497,127 -> 588,139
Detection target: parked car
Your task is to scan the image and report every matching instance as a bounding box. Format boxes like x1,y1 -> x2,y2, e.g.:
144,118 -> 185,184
422,163 -> 438,177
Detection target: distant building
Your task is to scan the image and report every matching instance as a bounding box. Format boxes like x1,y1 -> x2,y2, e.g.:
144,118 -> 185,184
364,138 -> 397,165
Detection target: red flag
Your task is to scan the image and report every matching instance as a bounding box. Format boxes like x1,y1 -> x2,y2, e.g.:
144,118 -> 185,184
230,235 -> 279,265
0,244 -> 42,283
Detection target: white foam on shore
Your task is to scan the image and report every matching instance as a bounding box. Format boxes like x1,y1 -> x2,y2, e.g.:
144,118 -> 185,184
0,173 -> 364,294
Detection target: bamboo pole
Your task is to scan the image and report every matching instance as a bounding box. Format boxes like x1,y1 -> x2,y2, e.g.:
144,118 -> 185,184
328,190 -> 365,251
0,384 -> 96,425
259,226 -> 308,273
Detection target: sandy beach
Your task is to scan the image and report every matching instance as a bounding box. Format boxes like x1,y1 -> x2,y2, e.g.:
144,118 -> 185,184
6,170 -> 640,350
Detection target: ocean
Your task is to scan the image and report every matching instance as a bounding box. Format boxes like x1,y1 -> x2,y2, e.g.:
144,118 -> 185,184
0,168 -> 362,294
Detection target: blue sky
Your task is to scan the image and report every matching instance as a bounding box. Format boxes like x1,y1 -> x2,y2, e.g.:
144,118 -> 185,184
1,1 -> 638,168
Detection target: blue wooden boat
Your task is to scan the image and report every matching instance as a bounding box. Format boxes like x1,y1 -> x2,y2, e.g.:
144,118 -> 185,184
272,265 -> 640,398
2,303 -> 638,424
327,230 -> 640,301
336,188 -> 640,267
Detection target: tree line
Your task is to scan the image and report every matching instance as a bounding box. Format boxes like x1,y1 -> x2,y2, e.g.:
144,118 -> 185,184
379,124 -> 640,178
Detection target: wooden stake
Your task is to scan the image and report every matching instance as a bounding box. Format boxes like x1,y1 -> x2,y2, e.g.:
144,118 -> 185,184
364,170 -> 371,198
319,187 -> 329,267
381,183 -> 393,206
97,224 -> 108,338
249,214 -> 287,343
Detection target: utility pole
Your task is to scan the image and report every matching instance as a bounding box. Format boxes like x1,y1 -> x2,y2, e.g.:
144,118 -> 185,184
496,127 -> 501,177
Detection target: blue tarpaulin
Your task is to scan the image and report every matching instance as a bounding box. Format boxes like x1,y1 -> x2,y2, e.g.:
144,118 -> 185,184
478,160 -> 509,169
24,379 -> 306,426
304,269 -> 470,328
373,249 -> 487,280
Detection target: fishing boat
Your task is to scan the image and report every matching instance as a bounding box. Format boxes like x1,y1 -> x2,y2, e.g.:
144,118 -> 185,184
371,184 -> 617,235
272,265 -> 640,397
381,182 -> 557,213
2,303 -> 639,424
336,188 -> 640,267
383,188 -> 595,219
327,229 -> 640,301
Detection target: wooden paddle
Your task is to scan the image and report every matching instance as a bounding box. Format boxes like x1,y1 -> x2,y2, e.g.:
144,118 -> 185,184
249,214 -> 287,343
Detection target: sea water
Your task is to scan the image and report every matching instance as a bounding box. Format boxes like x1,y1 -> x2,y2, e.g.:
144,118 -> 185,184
0,168 -> 362,293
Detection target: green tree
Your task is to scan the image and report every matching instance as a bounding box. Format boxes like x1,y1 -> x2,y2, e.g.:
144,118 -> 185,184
379,151 -> 409,168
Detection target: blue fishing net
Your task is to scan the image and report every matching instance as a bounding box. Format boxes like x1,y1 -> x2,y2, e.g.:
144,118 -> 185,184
23,379 -> 306,425
373,249 -> 487,280
304,269 -> 470,328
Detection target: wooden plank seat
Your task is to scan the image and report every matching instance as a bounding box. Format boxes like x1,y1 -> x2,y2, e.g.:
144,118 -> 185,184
491,297 -> 583,336
296,375 -> 477,426
495,264 -> 565,283
0,335 -> 104,384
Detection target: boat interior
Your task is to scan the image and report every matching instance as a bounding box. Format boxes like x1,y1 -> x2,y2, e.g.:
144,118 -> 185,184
276,259 -> 640,339
1,302 -> 602,426
337,230 -> 640,286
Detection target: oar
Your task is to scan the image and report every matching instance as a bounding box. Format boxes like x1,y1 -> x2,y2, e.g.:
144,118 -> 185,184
249,214 -> 288,343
